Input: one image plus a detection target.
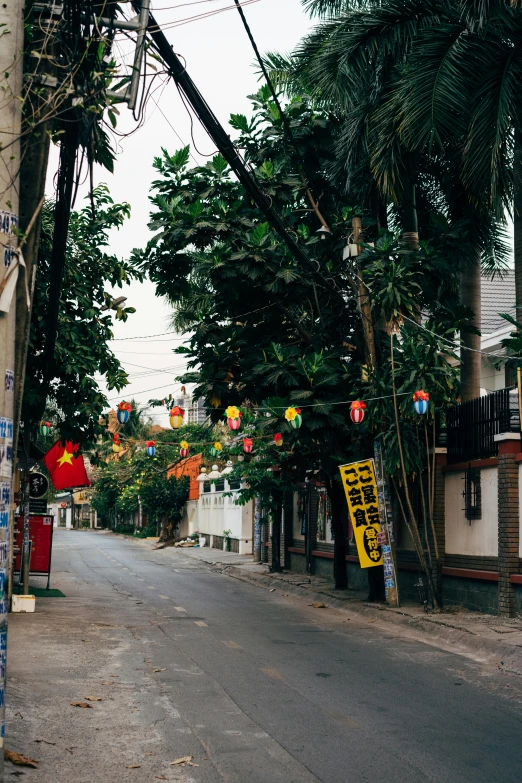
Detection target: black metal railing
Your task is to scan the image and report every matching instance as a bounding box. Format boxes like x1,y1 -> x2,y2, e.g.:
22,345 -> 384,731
441,387 -> 520,464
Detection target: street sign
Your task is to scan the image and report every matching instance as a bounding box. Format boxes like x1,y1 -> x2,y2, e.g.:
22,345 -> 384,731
29,497 -> 47,515
29,472 -> 48,499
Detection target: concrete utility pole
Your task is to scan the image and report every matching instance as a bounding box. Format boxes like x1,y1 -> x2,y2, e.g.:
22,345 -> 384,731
0,0 -> 24,773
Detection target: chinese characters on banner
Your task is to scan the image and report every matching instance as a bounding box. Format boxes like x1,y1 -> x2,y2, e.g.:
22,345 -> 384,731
339,459 -> 383,568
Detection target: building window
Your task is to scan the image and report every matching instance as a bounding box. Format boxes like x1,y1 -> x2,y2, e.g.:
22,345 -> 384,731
214,479 -> 225,492
228,479 -> 240,490
203,481 -> 211,493
463,468 -> 481,521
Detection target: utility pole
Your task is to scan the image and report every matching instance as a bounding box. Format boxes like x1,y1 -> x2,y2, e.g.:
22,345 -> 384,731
0,0 -> 24,774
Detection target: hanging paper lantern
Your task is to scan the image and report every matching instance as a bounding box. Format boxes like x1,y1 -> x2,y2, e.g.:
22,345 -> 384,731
180,440 -> 189,458
117,400 -> 132,424
225,405 -> 242,431
169,406 -> 185,429
413,389 -> 429,415
112,442 -> 121,454
243,437 -> 253,454
146,440 -> 156,457
350,399 -> 366,424
284,406 -> 302,429
210,441 -> 222,458
39,420 -> 51,437
273,433 -> 283,447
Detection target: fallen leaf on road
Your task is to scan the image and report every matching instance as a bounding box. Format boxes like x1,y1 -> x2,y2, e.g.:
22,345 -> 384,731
310,603 -> 327,609
101,681 -> 114,685
65,747 -> 77,754
15,712 -> 23,719
269,588 -> 275,592
70,702 -> 93,708
186,762 -> 199,767
170,755 -> 193,766
153,668 -> 166,673
34,739 -> 56,745
84,696 -> 102,701
5,750 -> 39,768
281,593 -> 288,596
126,764 -> 141,769
154,776 -> 167,780
144,752 -> 153,756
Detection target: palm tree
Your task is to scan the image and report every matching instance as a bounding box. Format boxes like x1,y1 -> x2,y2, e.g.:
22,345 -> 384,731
267,0 -> 514,399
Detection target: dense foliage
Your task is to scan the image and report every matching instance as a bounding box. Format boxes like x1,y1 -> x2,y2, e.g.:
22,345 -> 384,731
24,186 -> 142,442
137,88 -> 467,589
91,442 -> 189,540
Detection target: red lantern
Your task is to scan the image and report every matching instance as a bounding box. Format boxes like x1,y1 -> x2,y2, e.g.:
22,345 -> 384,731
273,433 -> 283,447
243,438 -> 253,454
350,399 -> 366,424
180,440 -> 189,458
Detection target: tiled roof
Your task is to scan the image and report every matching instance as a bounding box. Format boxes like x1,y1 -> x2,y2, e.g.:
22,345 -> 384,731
481,270 -> 515,334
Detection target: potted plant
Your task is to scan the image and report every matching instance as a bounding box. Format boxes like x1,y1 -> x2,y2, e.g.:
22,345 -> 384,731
222,529 -> 232,551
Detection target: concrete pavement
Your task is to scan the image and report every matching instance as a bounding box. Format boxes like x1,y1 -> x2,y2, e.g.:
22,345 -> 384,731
5,529 -> 522,782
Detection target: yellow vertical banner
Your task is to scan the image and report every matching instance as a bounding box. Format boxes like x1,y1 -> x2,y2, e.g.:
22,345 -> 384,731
339,459 -> 383,569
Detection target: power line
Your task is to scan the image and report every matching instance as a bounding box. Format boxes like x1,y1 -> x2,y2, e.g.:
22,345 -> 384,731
138,3 -> 335,290
109,331 -> 183,340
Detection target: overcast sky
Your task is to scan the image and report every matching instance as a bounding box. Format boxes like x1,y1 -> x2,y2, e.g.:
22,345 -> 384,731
62,0 -> 313,425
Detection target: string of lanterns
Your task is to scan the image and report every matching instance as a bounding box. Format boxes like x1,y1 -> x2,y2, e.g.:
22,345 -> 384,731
113,391 -> 430,457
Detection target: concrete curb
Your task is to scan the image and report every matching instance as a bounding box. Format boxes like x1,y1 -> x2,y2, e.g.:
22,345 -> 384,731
218,565 -> 522,675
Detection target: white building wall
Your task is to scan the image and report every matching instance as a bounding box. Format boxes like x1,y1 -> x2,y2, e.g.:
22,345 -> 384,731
445,468 -> 498,556
195,474 -> 253,554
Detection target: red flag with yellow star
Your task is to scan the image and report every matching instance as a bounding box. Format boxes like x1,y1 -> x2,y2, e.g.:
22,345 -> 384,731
42,441 -> 91,491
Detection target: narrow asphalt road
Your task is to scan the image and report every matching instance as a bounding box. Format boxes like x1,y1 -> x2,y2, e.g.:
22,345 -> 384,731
6,530 -> 522,782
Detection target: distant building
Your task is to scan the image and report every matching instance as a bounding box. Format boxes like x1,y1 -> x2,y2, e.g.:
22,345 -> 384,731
480,270 -> 516,393
175,394 -> 207,425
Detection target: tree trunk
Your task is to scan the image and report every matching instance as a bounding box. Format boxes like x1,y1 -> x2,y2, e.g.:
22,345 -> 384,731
459,246 -> 481,401
514,125 -> 522,326
328,481 -> 347,590
352,215 -> 377,374
271,498 -> 282,573
367,564 -> 385,602
401,178 -> 419,251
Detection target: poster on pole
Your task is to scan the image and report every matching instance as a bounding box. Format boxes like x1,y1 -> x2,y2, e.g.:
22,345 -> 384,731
373,440 -> 399,606
339,459 -> 383,568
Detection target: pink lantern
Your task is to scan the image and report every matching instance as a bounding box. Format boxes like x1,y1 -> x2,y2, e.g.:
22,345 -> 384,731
243,438 -> 253,454
225,405 -> 242,431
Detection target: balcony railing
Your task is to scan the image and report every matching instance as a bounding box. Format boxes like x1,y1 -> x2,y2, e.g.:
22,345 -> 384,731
439,387 -> 520,465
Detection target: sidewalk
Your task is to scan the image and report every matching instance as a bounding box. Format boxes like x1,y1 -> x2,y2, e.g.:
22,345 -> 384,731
159,543 -> 522,675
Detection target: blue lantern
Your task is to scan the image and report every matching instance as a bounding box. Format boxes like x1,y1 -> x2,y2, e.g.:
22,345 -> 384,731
146,440 -> 156,457
413,390 -> 429,415
117,401 -> 131,424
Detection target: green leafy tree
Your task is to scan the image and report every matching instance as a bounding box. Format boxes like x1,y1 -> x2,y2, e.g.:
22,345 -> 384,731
92,443 -> 189,540
138,88 -> 463,597
24,185 -> 143,443
266,0 -> 511,401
